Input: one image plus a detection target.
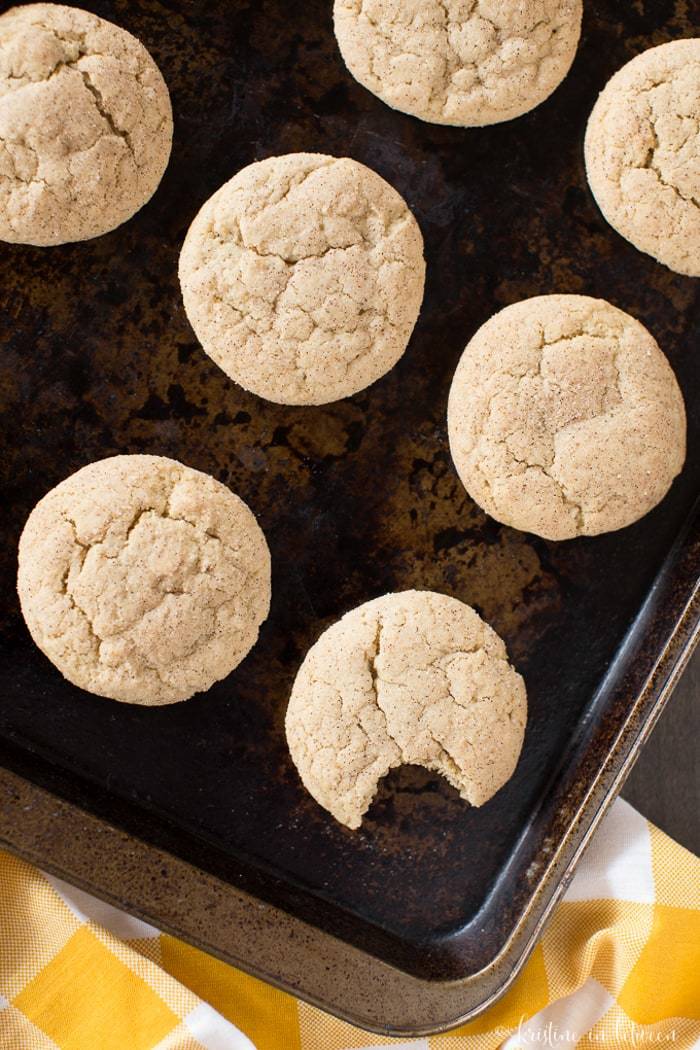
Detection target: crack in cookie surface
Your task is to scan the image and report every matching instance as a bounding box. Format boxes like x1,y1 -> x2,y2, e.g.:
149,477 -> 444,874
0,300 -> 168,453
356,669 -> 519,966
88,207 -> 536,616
17,455 -> 271,705
285,590 -> 526,828
447,295 -> 686,541
334,0 -> 582,126
178,153 -> 425,405
0,3 -> 172,244
585,38 -> 700,276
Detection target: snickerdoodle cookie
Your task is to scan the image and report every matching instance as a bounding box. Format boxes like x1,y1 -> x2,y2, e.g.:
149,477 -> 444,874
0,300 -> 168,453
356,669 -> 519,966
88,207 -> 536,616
17,455 -> 271,705
333,0 -> 582,127
447,295 -> 686,541
285,590 -> 526,829
0,3 -> 172,245
585,39 -> 700,277
178,153 -> 425,406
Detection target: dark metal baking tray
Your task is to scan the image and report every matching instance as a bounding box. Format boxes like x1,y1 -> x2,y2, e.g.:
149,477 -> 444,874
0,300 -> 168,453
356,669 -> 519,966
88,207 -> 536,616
1,0 -> 699,1035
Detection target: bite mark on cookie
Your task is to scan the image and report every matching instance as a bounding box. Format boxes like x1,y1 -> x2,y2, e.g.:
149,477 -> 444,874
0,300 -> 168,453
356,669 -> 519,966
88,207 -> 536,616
286,590 -> 526,828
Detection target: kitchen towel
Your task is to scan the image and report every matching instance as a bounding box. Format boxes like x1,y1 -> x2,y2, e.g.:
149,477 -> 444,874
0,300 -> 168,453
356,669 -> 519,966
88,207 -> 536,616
0,797 -> 698,1049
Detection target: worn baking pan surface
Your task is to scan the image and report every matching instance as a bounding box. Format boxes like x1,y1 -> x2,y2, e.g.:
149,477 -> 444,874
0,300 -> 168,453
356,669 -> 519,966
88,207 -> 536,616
1,0 -> 699,1033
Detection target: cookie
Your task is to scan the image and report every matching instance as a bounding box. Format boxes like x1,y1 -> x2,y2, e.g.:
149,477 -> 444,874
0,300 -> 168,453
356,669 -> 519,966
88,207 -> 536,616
178,153 -> 425,406
17,455 -> 271,705
447,295 -> 686,541
333,0 -> 582,127
0,3 -> 172,245
285,590 -> 526,829
584,39 -> 700,277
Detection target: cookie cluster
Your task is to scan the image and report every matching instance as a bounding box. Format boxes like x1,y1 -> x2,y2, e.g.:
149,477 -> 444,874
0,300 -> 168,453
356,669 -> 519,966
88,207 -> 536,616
6,3 -> 695,828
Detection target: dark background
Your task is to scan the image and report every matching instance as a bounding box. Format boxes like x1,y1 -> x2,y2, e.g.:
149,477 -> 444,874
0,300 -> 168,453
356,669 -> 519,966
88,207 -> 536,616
624,652 -> 699,856
0,0 -> 698,981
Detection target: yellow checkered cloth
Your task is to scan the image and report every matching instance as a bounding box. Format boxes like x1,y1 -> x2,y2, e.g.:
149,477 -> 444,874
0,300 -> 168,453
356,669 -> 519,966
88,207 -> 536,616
0,798 -> 698,1049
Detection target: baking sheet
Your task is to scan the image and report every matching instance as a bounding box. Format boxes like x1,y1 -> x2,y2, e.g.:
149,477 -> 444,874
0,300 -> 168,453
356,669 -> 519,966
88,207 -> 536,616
1,0 -> 699,1024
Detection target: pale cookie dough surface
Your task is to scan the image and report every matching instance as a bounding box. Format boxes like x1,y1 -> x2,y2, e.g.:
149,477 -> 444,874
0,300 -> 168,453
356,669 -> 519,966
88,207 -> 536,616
447,295 -> 686,541
584,39 -> 700,277
285,590 -> 526,829
17,455 -> 271,705
178,152 -> 425,405
0,3 -> 173,245
333,0 -> 582,127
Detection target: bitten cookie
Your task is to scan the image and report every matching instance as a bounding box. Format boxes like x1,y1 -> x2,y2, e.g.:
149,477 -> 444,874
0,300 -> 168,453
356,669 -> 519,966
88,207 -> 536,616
0,3 -> 172,245
585,39 -> 700,277
178,153 -> 425,406
333,0 -> 582,127
447,295 -> 686,541
285,590 -> 526,829
17,455 -> 271,705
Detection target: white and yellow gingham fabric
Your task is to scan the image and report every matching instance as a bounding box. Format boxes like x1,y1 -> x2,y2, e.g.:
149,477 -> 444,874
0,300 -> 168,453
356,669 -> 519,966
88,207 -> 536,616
0,798 -> 698,1049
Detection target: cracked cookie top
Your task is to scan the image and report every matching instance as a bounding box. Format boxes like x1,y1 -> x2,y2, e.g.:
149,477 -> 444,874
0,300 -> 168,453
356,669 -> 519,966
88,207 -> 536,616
0,3 -> 172,245
17,455 -> 271,705
333,0 -> 582,127
285,589 -> 526,829
447,295 -> 686,542
585,38 -> 700,277
178,152 -> 426,406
